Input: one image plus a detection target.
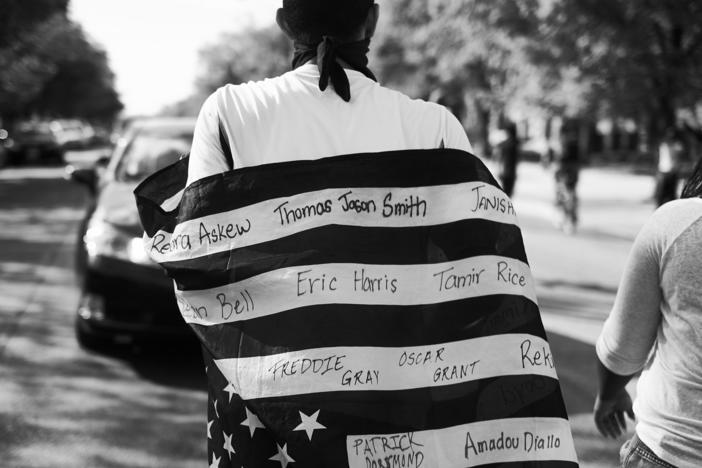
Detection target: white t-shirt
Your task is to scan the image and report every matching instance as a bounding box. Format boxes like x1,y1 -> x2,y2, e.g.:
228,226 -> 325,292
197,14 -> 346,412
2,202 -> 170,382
187,63 -> 472,185
597,198 -> 702,466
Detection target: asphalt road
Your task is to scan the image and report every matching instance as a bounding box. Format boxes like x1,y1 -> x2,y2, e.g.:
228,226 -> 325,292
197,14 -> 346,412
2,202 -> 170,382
0,153 -> 207,468
510,160 -> 654,467
0,154 -> 656,467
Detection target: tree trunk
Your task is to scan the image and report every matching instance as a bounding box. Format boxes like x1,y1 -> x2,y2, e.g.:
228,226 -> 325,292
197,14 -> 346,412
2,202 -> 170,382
637,113 -> 651,155
472,98 -> 491,158
603,125 -> 614,154
578,120 -> 591,164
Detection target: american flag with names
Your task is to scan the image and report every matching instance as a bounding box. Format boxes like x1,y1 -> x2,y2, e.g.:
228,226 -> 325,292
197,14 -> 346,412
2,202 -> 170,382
135,148 -> 579,467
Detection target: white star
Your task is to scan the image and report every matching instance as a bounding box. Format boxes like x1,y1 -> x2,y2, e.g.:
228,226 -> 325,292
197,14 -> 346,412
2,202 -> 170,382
213,399 -> 219,419
209,453 -> 221,468
223,382 -> 237,403
240,407 -> 265,436
269,443 -> 295,468
293,410 -> 326,441
207,420 -> 213,440
223,431 -> 236,459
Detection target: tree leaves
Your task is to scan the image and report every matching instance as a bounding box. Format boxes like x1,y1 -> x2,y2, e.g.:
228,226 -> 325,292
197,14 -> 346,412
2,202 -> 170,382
0,3 -> 122,122
543,0 -> 702,130
195,26 -> 291,96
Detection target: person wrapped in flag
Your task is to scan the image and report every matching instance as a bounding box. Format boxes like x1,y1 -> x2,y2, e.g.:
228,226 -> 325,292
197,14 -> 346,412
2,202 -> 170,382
134,1 -> 578,466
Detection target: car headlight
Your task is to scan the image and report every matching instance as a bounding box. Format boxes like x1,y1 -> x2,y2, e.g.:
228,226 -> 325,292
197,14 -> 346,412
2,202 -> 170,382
84,219 -> 152,265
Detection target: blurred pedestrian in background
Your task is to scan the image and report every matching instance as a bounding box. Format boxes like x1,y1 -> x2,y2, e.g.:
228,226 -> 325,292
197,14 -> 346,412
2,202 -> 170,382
495,116 -> 519,197
546,119 -> 580,234
654,128 -> 686,207
594,157 -> 702,466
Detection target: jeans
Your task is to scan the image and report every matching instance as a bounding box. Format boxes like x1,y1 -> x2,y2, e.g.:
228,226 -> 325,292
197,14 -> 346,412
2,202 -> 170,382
620,434 -> 677,468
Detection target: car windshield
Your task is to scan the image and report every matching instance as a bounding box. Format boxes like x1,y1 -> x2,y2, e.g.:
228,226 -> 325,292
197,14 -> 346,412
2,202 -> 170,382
115,127 -> 192,183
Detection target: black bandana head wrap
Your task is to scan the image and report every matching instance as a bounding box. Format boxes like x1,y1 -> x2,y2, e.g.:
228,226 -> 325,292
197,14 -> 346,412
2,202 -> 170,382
292,36 -> 377,102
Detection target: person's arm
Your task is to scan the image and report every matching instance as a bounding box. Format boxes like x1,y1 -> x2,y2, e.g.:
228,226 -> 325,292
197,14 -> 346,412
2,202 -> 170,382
186,90 -> 231,186
594,214 -> 663,438
593,360 -> 635,438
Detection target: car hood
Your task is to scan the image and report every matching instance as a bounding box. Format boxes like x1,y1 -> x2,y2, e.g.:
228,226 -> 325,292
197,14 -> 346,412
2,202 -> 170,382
95,181 -> 144,236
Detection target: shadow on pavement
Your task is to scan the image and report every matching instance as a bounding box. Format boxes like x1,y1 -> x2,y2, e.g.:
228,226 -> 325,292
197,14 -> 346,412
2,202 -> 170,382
547,330 -> 633,467
97,339 -> 207,391
538,288 -> 614,323
547,331 -> 598,414
539,280 -> 618,296
0,176 -> 87,209
0,275 -> 208,468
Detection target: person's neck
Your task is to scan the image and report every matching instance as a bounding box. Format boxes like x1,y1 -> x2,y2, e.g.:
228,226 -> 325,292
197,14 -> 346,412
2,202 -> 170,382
304,57 -> 354,69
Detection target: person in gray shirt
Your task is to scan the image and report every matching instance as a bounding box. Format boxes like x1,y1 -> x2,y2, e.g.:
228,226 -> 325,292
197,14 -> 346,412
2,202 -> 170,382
595,157 -> 702,467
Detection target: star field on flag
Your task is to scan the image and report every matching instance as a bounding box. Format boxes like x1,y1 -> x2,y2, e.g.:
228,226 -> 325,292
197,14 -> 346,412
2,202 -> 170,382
240,407 -> 265,437
293,410 -> 326,441
269,443 -> 295,468
223,431 -> 236,459
223,382 -> 236,403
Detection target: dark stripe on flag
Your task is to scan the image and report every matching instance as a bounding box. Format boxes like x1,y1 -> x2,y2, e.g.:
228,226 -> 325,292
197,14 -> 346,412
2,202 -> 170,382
134,156 -> 189,235
475,463 -> 578,468
135,149 -> 499,236
191,295 -> 544,358
165,220 -> 528,290
241,375 -> 567,435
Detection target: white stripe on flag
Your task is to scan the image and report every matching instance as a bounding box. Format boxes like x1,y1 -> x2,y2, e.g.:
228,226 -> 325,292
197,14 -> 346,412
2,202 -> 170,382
146,182 -> 517,263
345,417 -> 578,467
214,334 -> 558,400
175,256 -> 537,326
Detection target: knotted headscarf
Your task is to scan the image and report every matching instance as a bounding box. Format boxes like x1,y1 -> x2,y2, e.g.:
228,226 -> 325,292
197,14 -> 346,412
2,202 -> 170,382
292,36 -> 377,102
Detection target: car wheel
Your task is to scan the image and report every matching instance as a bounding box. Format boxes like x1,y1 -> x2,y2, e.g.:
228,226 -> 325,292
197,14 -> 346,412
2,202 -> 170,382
6,151 -> 22,166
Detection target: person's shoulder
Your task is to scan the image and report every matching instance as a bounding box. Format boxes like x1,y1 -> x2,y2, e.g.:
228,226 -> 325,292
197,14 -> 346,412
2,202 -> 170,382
649,198 -> 702,242
373,84 -> 460,125
371,84 -> 471,151
655,198 -> 702,219
215,70 -> 299,101
374,83 -> 447,114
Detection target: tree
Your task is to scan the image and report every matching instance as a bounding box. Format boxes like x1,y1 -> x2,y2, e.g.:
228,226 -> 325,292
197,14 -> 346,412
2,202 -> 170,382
542,0 -> 702,141
160,24 -> 290,117
0,1 -> 69,119
159,94 -> 208,117
195,25 -> 291,96
0,0 -> 69,48
0,3 -> 122,123
374,0 -> 542,154
25,20 -> 123,121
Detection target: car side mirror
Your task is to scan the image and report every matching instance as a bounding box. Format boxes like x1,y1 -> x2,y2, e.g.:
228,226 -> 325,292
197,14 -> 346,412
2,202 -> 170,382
65,165 -> 98,196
